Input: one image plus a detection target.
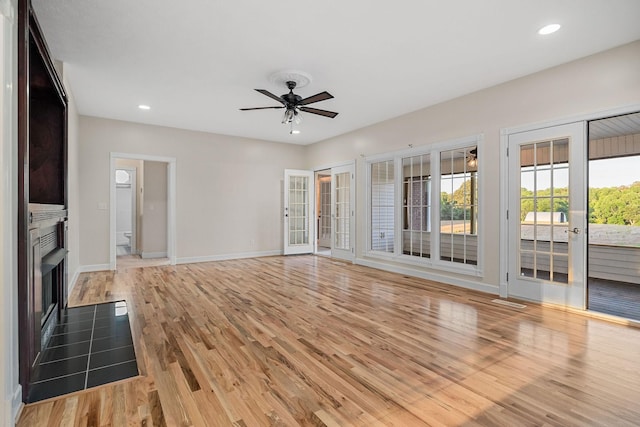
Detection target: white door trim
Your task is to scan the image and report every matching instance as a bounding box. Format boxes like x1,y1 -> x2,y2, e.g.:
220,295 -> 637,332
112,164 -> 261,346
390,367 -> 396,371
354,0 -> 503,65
109,153 -> 177,269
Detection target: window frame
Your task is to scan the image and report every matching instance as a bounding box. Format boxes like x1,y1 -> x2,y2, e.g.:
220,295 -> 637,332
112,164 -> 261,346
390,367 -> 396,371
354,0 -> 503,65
365,134 -> 484,277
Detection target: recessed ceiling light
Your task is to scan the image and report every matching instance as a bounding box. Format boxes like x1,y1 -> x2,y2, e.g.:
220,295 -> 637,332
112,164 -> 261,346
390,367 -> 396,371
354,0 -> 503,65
538,24 -> 561,35
138,104 -> 151,110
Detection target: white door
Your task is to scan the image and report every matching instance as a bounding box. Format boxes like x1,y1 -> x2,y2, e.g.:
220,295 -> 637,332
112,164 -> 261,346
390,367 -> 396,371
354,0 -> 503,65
284,169 -> 315,255
317,178 -> 332,248
508,122 -> 586,308
331,164 -> 355,261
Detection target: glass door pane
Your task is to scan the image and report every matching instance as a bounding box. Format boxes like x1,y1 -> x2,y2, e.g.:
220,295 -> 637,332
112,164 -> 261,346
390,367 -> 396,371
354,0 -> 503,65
331,164 -> 354,261
317,175 -> 331,248
518,138 -> 569,284
284,170 -> 314,255
334,171 -> 350,250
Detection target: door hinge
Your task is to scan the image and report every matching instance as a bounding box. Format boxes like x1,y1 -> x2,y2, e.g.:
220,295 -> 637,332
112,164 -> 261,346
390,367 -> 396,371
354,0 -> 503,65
506,272 -> 509,282
506,210 -> 509,220
506,147 -> 509,156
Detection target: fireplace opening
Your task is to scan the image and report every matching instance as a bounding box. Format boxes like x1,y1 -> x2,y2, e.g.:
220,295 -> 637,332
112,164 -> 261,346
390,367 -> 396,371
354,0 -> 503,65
39,225 -> 67,347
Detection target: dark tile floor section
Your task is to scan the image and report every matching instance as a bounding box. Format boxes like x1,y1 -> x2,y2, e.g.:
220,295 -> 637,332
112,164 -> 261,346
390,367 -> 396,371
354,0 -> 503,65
28,301 -> 138,403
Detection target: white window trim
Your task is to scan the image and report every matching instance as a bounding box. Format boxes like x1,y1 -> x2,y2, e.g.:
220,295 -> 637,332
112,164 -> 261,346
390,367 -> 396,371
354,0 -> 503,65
365,134 -> 484,277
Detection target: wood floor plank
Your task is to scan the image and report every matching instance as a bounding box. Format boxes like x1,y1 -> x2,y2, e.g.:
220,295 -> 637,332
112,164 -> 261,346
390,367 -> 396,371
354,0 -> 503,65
16,255 -> 640,426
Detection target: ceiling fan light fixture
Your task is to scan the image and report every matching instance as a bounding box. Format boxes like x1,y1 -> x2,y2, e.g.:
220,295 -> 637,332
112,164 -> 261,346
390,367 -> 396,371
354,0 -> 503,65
282,108 -> 295,124
242,73 -> 338,133
467,147 -> 478,167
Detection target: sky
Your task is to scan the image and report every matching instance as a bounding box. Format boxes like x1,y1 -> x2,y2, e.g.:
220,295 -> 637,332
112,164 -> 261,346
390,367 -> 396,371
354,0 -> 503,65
520,155 -> 640,191
588,156 -> 640,188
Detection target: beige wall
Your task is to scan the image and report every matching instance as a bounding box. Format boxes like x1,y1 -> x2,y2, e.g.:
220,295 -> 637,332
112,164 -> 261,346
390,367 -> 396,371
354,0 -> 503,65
78,117 -> 307,266
141,160 -> 167,256
306,40 -> 640,291
65,69 -> 81,293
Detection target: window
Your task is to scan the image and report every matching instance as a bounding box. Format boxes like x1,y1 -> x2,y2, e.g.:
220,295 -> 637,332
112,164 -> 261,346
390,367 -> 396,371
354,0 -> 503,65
370,160 -> 395,253
440,147 -> 478,265
402,154 -> 431,258
367,136 -> 482,274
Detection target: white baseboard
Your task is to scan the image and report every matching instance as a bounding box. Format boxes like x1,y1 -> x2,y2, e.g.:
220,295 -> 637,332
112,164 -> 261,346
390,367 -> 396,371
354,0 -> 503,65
11,385 -> 22,425
75,250 -> 282,274
355,257 -> 499,295
177,250 -> 282,265
141,251 -> 167,259
78,264 -> 111,273
68,268 -> 81,297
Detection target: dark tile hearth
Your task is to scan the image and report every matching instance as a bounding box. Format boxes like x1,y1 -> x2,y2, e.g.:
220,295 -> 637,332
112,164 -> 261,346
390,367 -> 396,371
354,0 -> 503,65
28,301 -> 138,403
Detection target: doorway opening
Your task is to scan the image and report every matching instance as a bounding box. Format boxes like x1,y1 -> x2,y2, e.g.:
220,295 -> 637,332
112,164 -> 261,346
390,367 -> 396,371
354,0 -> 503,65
110,153 -> 177,270
587,112 -> 640,321
315,169 -> 331,256
115,167 -> 136,257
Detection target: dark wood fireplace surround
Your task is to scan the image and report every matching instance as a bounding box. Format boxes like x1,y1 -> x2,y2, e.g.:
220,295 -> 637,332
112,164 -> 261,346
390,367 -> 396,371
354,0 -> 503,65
17,0 -> 69,401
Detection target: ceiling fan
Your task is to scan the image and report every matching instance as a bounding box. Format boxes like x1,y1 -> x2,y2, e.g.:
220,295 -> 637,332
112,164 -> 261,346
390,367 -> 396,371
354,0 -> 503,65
240,80 -> 338,130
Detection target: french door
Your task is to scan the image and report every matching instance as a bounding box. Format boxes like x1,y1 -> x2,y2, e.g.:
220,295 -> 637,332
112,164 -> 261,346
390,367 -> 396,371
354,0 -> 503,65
331,164 -> 355,261
284,165 -> 354,258
507,122 -> 587,308
284,170 -> 315,255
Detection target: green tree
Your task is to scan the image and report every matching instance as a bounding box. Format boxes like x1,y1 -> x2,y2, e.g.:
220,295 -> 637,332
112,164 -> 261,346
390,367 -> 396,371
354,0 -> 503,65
589,182 -> 640,225
519,187 -> 569,221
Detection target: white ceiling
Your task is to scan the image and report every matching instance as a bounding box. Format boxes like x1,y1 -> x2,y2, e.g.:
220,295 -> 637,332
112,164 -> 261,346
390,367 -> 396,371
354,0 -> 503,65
32,0 -> 640,145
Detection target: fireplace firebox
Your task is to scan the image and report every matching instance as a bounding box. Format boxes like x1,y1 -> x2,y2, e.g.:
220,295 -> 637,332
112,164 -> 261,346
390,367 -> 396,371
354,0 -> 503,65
40,223 -> 67,346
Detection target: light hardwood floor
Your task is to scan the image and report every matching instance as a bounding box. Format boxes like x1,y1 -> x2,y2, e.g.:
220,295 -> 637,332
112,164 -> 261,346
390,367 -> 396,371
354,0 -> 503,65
17,256 -> 640,426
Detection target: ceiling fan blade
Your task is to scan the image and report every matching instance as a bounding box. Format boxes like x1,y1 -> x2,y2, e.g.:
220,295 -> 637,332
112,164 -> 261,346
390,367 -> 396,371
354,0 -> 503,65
239,106 -> 285,111
299,106 -> 339,118
255,89 -> 285,104
299,91 -> 334,105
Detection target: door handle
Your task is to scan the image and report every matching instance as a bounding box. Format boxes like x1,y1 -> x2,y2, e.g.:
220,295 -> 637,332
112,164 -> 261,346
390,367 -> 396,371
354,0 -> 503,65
565,227 -> 580,234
